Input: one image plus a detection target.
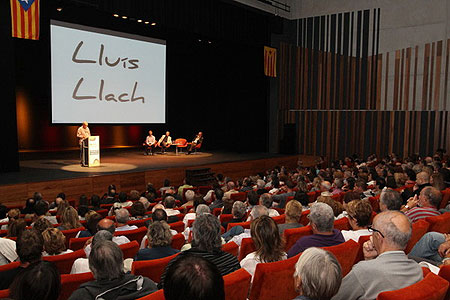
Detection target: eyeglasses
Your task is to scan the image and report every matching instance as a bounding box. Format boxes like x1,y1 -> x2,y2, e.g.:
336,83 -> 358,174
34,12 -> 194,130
368,226 -> 385,238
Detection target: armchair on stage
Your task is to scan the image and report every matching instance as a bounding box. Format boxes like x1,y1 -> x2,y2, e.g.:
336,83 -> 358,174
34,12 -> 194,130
173,138 -> 188,155
81,136 -> 100,167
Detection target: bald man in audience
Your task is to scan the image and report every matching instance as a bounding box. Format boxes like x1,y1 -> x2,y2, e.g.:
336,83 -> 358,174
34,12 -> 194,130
332,211 -> 422,300
83,218 -> 130,256
402,171 -> 431,202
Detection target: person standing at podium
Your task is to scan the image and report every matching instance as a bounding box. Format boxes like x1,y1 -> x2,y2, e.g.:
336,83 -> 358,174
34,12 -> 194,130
77,121 -> 90,166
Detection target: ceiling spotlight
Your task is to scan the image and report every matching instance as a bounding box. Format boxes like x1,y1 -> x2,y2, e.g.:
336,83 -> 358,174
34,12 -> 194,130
113,13 -> 119,17
144,21 -> 149,24
151,22 -> 156,26
198,39 -> 202,42
137,19 -> 142,23
208,41 -> 211,44
56,7 -> 63,12
122,16 -> 127,19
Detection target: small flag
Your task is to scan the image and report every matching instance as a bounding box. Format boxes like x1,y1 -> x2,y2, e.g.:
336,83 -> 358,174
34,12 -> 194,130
264,46 -> 277,77
10,0 -> 40,40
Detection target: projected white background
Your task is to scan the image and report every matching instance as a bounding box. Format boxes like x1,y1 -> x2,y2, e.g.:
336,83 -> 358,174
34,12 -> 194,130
51,21 -> 166,124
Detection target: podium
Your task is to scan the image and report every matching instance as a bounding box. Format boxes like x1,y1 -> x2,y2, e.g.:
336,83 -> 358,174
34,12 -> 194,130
87,136 -> 100,167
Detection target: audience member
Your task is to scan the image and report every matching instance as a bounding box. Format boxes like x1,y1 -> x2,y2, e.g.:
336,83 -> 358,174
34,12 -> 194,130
259,193 -> 279,217
42,228 -> 73,256
341,200 -> 372,242
10,261 -> 61,300
287,203 -> 344,258
278,200 -> 303,235
57,206 -> 82,230
240,215 -> 286,278
135,221 -> 179,261
77,213 -> 102,238
379,188 -> 402,211
114,208 -> 138,231
222,201 -> 246,230
69,240 -> 157,299
84,218 -> 130,256
33,201 -> 57,225
332,211 -> 422,299
402,186 -> 441,222
163,254 -> 225,300
293,247 -> 342,300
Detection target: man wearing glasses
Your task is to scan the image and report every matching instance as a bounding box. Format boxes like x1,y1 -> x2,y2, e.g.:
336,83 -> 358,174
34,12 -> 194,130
332,211 -> 423,300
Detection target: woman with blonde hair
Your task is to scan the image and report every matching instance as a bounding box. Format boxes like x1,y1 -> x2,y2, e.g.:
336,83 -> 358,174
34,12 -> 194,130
240,215 -> 286,278
57,207 -> 82,231
42,228 -> 73,256
278,200 -> 303,235
56,200 -> 70,217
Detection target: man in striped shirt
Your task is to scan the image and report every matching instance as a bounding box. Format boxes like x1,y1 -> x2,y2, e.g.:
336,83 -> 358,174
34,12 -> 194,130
403,187 -> 441,222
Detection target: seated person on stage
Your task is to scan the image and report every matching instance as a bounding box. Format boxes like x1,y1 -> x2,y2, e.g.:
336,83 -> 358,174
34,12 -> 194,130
143,130 -> 157,155
186,132 -> 203,154
157,131 -> 172,154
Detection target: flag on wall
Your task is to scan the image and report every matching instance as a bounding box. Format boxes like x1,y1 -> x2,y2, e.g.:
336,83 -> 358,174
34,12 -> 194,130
264,46 -> 277,77
10,0 -> 40,40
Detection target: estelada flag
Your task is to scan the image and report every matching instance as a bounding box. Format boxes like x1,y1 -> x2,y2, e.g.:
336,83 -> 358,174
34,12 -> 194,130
264,46 -> 277,77
10,0 -> 40,40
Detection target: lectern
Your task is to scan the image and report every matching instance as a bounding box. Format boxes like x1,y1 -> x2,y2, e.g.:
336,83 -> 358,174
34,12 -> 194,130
87,136 -> 100,167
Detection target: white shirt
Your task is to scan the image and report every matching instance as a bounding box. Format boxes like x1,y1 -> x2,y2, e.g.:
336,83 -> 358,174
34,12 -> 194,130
0,238 -> 17,263
145,135 -> 156,145
165,208 -> 179,217
182,213 -> 196,228
77,126 -> 91,145
229,229 -> 251,247
203,190 -> 214,202
268,209 -> 280,217
341,229 -> 371,242
241,251 -> 287,279
71,257 -> 133,274
115,224 -> 138,232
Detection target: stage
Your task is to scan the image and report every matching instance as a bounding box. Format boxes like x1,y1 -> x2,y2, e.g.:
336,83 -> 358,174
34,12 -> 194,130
0,148 -> 316,205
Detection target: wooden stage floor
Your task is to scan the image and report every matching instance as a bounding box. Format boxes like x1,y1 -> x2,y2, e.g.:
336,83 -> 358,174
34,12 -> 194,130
0,149 -> 316,205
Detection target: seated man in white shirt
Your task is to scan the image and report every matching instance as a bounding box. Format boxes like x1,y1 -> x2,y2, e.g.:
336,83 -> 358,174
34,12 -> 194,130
83,219 -> 130,257
114,209 -> 138,232
163,196 -> 179,217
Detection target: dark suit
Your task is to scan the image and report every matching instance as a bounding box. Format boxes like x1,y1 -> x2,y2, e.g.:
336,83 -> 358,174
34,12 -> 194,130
187,135 -> 203,153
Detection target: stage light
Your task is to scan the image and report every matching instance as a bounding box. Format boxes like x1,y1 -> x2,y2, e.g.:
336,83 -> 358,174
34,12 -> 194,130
208,41 -> 211,44
144,21 -> 150,24
137,19 -> 143,23
56,7 -> 63,12
113,14 -> 119,17
122,15 -> 127,19
198,39 -> 202,42
151,22 -> 156,26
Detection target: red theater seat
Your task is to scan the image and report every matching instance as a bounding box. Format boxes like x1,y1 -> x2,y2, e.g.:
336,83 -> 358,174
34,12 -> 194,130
220,214 -> 234,224
376,273 -> 448,300
227,221 -> 251,232
128,218 -> 151,228
405,219 -> 430,254
0,261 -> 20,273
323,240 -> 359,277
439,188 -> 450,209
284,226 -> 313,252
239,238 -> 256,261
43,249 -> 86,274
59,272 -> 94,300
333,217 -> 350,231
119,241 -> 140,259
114,226 -> 147,245
438,265 -> 450,299
222,241 -> 239,257
230,192 -> 247,202
299,210 -> 310,226
169,221 -> 185,233
272,214 -> 285,224
224,268 -> 252,300
69,237 -> 90,251
136,290 -> 165,300
171,233 -> 185,250
249,253 -> 301,300
355,235 -> 371,263
425,212 -> 450,234
131,253 -> 179,283
61,228 -> 85,249
0,289 -> 9,298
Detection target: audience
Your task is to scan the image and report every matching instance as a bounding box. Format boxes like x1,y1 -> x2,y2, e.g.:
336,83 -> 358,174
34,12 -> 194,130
77,213 -> 102,238
287,203 -> 344,258
293,247 -> 342,300
57,207 -> 82,231
84,218 -> 130,256
163,254 -> 225,300
240,215 -> 286,278
379,188 -> 402,211
259,194 -> 279,217
33,201 -> 57,225
69,240 -> 157,299
42,228 -> 73,256
332,211 -> 422,299
340,200 -> 372,242
222,201 -> 246,230
402,186 -> 441,222
135,221 -> 179,261
114,209 -> 138,231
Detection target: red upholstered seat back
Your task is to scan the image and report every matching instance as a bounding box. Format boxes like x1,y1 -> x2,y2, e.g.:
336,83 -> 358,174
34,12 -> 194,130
299,210 -> 310,226
224,268 -> 252,300
59,272 -> 94,300
220,214 -> 233,224
131,252 -> 179,283
119,241 -> 139,259
439,188 -> 450,209
227,221 -> 251,232
43,249 -> 86,274
69,237 -> 90,251
128,218 -> 151,228
239,238 -> 256,261
169,221 -> 185,233
322,239 -> 359,277
249,253 -> 301,300
272,214 -> 286,224
438,265 -> 450,300
114,226 -> 147,245
333,217 -> 350,231
405,219 -> 430,254
0,289 -> 9,298
0,261 -> 20,272
230,192 -> 247,202
355,235 -> 371,264
376,273 -> 449,300
424,212 -> 450,233
171,233 -> 185,250
222,241 -> 239,257
283,225 -> 313,252
61,227 -> 85,249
